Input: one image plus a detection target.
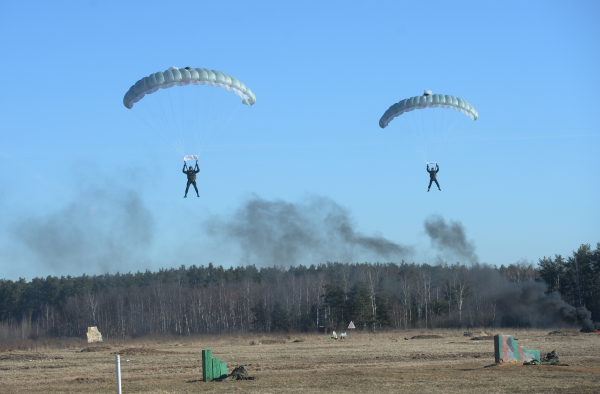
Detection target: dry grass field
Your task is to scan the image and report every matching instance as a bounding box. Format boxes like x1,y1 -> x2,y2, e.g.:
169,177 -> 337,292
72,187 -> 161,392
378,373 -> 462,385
1,329 -> 599,393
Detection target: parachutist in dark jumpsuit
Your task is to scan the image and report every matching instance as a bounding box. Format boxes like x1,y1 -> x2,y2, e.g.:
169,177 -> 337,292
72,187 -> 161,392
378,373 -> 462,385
183,162 -> 200,198
427,164 -> 441,192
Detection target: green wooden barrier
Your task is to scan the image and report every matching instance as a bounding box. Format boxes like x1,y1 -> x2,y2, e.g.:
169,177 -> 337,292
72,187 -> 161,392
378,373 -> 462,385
202,349 -> 213,382
202,349 -> 228,381
212,357 -> 221,380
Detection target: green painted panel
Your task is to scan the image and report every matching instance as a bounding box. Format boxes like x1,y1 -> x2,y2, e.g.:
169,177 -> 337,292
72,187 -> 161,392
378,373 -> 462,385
494,335 -> 540,363
220,361 -> 227,379
202,349 -> 212,382
212,357 -> 221,380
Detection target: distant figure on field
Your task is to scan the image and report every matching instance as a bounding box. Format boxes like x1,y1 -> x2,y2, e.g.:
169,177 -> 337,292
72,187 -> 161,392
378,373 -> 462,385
183,161 -> 200,198
427,163 -> 441,192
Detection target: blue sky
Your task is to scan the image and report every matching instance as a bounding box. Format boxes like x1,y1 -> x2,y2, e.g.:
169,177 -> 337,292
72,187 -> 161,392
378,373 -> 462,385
1,0 -> 598,280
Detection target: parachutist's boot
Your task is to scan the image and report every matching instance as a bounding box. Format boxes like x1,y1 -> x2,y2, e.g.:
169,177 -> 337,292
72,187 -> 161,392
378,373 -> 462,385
197,194 -> 200,197
184,195 -> 187,198
427,189 -> 430,192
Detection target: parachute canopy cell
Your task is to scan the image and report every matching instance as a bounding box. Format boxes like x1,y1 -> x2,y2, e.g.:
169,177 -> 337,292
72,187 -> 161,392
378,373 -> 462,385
123,67 -> 256,109
379,94 -> 478,128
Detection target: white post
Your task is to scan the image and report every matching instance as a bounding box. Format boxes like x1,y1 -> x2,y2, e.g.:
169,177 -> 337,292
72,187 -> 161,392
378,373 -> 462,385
115,355 -> 122,394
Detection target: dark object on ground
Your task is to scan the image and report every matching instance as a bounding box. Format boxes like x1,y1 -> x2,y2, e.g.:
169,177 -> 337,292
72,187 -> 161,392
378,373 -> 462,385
411,334 -> 444,339
81,345 -> 112,352
580,322 -> 600,333
223,365 -> 260,381
547,330 -> 579,336
524,350 -> 568,366
470,336 -> 494,340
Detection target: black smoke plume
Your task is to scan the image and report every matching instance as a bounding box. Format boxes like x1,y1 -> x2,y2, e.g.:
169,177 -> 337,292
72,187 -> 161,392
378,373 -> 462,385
205,195 -> 412,266
467,265 -> 594,330
11,176 -> 154,275
424,215 -> 478,263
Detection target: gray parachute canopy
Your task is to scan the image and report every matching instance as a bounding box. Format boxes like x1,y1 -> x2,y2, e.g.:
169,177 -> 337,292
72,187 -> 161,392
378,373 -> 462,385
123,67 -> 256,109
379,93 -> 478,128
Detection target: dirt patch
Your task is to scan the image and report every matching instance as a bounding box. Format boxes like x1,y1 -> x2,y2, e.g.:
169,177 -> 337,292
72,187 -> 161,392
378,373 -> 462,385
80,345 -> 112,352
114,347 -> 175,356
261,339 -> 287,344
0,349 -> 12,353
411,334 -> 444,339
464,331 -> 493,337
411,352 -> 493,360
72,377 -> 110,384
548,330 -> 580,336
0,353 -> 50,362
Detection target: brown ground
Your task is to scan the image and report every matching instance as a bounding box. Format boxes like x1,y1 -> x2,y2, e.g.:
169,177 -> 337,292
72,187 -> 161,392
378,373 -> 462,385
1,329 -> 599,393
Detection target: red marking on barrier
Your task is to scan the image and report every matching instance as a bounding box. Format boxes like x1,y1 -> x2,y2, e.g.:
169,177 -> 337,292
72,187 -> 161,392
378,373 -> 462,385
518,346 -> 524,361
500,335 -> 510,362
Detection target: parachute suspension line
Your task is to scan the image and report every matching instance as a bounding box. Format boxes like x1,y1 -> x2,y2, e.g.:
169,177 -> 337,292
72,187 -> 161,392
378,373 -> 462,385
437,115 -> 466,163
436,116 -> 456,162
155,89 -> 179,155
131,109 -> 182,156
215,103 -> 244,142
180,84 -> 185,156
403,122 -> 426,163
166,88 -> 184,158
195,83 -> 200,159
437,108 -> 445,162
160,89 -> 184,156
138,98 -> 182,156
399,111 -> 426,163
151,91 -> 180,154
421,108 -> 428,161
192,84 -> 197,158
431,107 -> 437,157
203,87 -> 233,153
199,84 -> 219,157
411,113 -> 426,163
412,110 -> 427,162
406,112 -> 425,163
198,84 -> 216,157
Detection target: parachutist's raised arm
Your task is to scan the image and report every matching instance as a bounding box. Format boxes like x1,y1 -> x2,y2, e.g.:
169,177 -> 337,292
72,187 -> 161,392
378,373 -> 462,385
182,162 -> 187,173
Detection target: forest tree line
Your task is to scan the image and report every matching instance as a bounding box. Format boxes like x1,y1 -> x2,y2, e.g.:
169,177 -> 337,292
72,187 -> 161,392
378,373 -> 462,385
0,243 -> 598,341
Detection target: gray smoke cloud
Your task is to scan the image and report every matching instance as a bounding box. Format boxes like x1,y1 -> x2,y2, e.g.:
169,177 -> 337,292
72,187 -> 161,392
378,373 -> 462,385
468,265 -> 594,330
424,215 -> 478,263
205,195 -> 413,266
10,175 -> 154,276
493,282 -> 594,330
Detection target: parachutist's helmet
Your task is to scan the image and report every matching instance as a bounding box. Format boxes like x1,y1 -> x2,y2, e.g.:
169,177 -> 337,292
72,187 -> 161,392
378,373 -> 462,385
423,90 -> 432,96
